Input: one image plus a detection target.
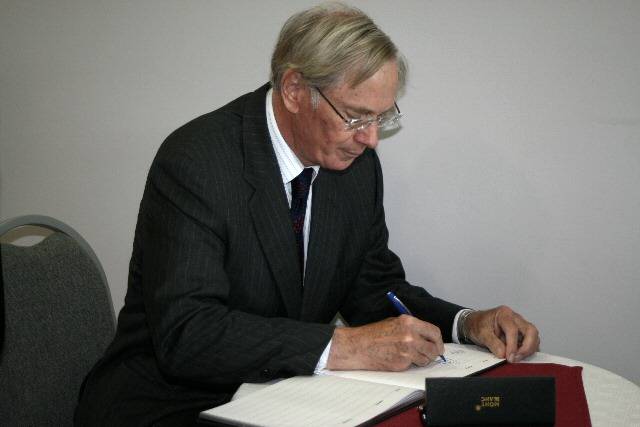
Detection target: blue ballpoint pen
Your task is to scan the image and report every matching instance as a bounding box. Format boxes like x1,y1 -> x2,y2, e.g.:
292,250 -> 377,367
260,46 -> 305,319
386,291 -> 447,363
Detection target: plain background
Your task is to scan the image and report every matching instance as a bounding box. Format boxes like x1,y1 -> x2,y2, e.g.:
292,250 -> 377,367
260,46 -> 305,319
1,1 -> 638,385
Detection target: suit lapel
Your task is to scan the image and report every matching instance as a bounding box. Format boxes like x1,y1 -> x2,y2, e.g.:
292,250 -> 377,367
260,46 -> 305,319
242,85 -> 303,319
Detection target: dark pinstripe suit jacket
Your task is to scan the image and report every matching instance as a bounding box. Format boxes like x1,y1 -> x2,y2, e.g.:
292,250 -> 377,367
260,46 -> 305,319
75,84 -> 463,426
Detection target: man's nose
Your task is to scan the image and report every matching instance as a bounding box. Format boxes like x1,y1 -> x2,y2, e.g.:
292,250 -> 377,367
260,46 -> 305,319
355,124 -> 379,149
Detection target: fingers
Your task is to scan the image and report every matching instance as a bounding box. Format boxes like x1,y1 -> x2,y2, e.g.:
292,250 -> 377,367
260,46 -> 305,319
502,310 -> 540,363
482,330 -> 507,359
409,315 -> 445,357
398,315 -> 444,366
495,307 -> 521,362
412,336 -> 443,366
326,316 -> 445,371
515,321 -> 540,359
466,309 -> 507,358
468,306 -> 540,363
492,306 -> 540,363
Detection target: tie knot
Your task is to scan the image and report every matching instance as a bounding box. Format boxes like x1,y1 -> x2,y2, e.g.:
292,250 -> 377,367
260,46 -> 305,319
291,168 -> 313,200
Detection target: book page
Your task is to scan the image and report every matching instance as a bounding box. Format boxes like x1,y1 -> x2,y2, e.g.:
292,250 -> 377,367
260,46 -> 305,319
323,344 -> 504,390
200,375 -> 421,427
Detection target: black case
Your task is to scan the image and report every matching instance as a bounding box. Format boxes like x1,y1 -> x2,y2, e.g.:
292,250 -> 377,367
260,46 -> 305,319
422,377 -> 555,426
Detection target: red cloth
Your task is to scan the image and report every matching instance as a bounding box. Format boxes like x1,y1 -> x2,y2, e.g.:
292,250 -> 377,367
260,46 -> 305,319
377,363 -> 591,427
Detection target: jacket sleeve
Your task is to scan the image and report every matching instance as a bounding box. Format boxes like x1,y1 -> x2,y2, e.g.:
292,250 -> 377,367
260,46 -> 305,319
338,151 -> 464,341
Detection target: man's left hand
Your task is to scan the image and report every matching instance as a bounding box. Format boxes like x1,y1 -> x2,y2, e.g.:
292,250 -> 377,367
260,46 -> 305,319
465,306 -> 540,363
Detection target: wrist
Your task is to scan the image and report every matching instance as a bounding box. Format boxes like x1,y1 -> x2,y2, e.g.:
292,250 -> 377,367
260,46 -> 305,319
326,326 -> 360,370
457,309 -> 476,344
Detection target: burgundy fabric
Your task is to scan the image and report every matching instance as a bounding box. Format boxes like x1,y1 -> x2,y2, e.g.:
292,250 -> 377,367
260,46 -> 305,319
377,363 -> 591,427
376,406 -> 423,427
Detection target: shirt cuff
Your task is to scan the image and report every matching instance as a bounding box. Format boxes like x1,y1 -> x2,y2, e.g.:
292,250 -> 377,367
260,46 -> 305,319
452,308 -> 474,343
313,339 -> 333,374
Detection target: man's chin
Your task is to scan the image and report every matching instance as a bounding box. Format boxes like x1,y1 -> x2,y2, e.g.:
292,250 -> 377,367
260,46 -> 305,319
323,157 -> 356,171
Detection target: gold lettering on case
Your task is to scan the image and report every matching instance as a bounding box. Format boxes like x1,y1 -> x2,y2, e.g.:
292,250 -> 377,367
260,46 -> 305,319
476,396 -> 501,410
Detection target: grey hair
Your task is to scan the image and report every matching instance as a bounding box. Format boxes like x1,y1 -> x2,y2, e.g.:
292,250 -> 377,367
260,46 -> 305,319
270,2 -> 407,95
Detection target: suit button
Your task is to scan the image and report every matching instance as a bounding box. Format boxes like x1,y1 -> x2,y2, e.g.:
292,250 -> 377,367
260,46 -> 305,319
261,369 -> 271,378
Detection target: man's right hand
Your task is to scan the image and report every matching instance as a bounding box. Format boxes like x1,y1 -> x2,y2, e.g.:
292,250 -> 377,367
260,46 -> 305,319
326,315 -> 444,371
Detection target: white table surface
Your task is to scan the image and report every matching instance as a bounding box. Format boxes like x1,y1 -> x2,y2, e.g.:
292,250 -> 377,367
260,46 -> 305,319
524,352 -> 640,427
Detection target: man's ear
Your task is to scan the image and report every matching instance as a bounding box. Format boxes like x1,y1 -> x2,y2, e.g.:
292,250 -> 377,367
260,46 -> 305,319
280,69 -> 306,114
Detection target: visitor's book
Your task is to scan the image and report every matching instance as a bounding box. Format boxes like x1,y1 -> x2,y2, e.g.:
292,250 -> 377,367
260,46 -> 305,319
199,344 -> 504,427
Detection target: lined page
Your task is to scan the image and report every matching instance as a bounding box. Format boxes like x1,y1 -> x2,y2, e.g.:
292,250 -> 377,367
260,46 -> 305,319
200,375 -> 421,427
323,344 -> 504,390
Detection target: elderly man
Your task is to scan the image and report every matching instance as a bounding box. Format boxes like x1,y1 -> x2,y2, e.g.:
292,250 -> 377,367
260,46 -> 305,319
76,4 -> 539,426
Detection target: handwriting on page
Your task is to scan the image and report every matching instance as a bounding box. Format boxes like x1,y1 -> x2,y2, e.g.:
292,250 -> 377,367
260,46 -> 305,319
324,344 -> 504,390
435,358 -> 474,370
436,358 -> 461,366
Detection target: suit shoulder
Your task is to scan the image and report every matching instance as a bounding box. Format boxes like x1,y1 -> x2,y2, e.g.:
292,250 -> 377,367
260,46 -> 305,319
157,98 -> 243,162
152,85 -> 268,170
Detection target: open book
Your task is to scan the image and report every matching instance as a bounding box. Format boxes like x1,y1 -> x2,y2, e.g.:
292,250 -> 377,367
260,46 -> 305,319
199,344 -> 504,427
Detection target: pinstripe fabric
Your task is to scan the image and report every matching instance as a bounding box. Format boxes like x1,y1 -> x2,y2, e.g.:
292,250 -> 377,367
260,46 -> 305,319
75,84 -> 464,427
265,88 -> 319,279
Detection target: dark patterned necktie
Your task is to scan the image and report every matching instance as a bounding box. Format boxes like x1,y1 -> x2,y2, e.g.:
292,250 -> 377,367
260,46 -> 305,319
290,168 -> 313,279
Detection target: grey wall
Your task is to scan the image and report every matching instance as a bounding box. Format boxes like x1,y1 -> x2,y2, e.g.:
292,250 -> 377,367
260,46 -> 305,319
1,1 -> 638,384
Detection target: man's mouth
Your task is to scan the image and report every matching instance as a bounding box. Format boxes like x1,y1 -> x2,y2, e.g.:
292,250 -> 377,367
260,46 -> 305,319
343,149 -> 364,158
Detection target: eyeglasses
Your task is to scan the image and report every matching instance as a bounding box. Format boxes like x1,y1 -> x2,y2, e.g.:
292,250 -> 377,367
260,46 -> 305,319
314,87 -> 402,132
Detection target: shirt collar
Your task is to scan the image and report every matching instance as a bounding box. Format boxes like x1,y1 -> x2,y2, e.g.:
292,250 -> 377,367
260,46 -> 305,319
266,88 -> 319,184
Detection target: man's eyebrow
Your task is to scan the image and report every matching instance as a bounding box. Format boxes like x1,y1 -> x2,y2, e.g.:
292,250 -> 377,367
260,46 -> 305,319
345,105 -> 375,115
344,103 -> 394,116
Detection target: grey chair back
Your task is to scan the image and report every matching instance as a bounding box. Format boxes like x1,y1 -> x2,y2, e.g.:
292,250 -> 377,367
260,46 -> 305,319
0,215 -> 116,426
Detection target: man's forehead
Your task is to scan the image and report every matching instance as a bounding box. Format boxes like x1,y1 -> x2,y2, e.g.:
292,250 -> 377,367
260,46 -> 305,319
328,61 -> 399,113
329,85 -> 398,115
